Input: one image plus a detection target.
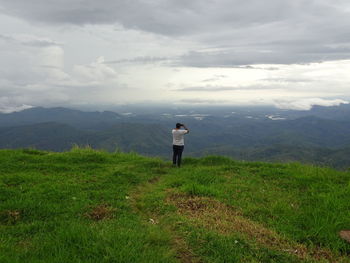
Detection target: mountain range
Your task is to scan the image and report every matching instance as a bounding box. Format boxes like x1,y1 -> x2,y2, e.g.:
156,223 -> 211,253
1,105 -> 350,169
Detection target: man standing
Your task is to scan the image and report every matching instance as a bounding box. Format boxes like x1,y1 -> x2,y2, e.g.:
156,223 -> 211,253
172,123 -> 189,167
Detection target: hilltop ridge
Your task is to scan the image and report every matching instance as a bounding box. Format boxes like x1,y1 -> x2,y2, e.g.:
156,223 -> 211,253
0,148 -> 350,262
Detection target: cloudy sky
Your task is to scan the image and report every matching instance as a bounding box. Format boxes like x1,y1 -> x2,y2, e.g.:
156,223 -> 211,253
1,0 -> 350,112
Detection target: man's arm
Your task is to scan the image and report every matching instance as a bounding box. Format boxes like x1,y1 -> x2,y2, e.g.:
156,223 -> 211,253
182,124 -> 189,134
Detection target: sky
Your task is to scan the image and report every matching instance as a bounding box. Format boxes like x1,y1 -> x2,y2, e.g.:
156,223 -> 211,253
0,0 -> 350,112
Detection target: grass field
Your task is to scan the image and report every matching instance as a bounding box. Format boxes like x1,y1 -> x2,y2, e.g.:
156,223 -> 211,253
0,148 -> 350,262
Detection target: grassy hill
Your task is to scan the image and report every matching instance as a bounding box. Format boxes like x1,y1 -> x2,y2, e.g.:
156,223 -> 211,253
1,148 -> 350,262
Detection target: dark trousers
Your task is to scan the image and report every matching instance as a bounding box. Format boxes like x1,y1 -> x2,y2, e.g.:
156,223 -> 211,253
173,145 -> 184,167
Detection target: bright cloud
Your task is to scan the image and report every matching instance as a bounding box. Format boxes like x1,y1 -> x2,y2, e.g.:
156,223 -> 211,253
274,98 -> 349,111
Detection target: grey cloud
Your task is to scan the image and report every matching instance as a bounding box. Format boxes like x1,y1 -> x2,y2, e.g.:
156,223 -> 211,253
0,1 -> 347,36
104,56 -> 170,65
0,33 -> 61,47
178,45 -> 350,67
0,0 -> 198,34
0,96 -> 34,113
1,0 -> 350,66
260,77 -> 315,83
202,75 -> 227,82
274,98 -> 349,111
202,78 -> 220,83
178,85 -> 282,92
178,99 -> 230,104
0,0 -> 287,32
0,34 -> 12,41
179,86 -> 236,92
204,65 -> 280,71
39,65 -> 62,69
20,38 -> 61,47
240,66 -> 280,71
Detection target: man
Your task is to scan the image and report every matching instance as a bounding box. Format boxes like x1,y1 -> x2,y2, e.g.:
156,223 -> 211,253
172,123 -> 189,167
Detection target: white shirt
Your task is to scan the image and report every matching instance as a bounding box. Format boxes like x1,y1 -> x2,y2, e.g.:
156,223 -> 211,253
172,129 -> 188,146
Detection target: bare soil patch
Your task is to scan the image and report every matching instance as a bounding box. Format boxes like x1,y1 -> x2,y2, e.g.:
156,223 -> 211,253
0,210 -> 21,224
148,176 -> 160,184
340,230 -> 350,243
84,204 -> 115,221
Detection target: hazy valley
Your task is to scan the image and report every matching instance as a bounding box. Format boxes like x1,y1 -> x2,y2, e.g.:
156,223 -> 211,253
1,105 -> 350,169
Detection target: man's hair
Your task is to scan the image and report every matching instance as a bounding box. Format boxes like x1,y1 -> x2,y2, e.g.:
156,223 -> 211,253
176,123 -> 182,128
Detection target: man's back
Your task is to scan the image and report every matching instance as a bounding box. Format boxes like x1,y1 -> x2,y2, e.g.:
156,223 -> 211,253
172,123 -> 189,167
172,129 -> 188,146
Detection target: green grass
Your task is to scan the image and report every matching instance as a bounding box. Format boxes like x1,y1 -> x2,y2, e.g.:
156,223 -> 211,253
0,149 -> 350,262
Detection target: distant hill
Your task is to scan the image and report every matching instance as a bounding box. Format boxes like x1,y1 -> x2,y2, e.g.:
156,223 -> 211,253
193,144 -> 350,169
0,122 -> 90,151
290,104 -> 350,121
0,107 -> 121,130
0,122 -> 170,154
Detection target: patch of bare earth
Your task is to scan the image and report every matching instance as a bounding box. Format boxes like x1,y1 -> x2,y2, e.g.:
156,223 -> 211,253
340,231 -> 350,243
148,176 -> 160,184
84,204 -> 115,221
0,210 -> 21,224
167,192 -> 348,263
